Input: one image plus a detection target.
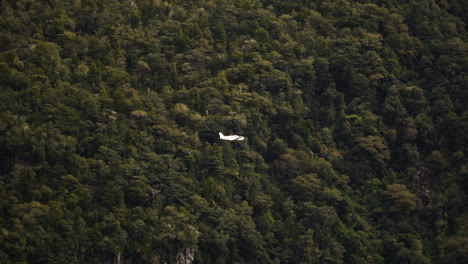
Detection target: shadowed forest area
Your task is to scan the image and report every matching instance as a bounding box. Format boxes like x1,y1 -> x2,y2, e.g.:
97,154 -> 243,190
0,0 -> 467,263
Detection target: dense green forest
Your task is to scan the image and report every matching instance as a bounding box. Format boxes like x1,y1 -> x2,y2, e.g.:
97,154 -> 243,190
0,0 -> 467,263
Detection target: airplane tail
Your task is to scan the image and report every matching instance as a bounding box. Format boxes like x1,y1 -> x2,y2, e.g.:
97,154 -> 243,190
219,132 -> 224,138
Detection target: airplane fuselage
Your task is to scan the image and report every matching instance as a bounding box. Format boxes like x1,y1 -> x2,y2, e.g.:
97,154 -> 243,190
219,132 -> 245,141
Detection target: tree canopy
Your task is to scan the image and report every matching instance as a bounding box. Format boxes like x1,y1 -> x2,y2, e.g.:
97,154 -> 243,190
0,0 -> 466,263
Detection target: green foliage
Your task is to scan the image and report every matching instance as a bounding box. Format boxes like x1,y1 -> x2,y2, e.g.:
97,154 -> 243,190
0,0 -> 466,263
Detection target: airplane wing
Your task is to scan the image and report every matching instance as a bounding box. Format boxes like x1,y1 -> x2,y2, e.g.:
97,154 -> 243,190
223,135 -> 238,141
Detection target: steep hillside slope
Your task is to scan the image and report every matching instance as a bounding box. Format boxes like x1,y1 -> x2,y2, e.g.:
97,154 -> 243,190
0,0 -> 466,263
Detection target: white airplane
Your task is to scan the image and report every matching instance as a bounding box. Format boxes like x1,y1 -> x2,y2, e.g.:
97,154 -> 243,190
219,132 -> 245,141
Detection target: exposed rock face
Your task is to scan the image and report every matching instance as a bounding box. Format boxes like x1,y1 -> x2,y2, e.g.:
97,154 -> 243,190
176,247 -> 196,264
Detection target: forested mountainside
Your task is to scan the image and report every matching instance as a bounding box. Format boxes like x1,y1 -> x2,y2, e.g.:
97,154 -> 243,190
0,0 -> 467,263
